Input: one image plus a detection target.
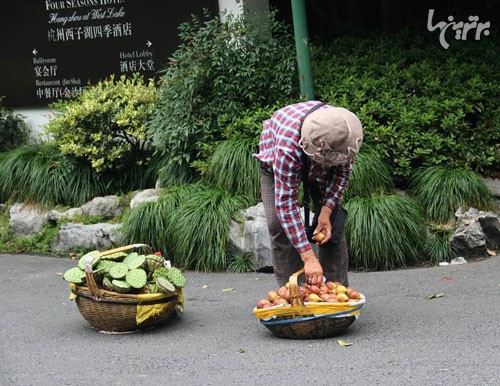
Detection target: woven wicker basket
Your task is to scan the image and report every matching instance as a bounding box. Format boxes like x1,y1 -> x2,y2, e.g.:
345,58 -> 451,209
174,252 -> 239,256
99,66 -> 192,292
69,244 -> 181,334
253,268 -> 365,339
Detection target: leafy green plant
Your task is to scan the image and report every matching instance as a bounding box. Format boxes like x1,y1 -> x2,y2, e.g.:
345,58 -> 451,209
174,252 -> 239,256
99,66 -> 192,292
227,252 -> 257,273
167,187 -> 250,271
122,184 -> 250,271
0,97 -> 30,152
148,9 -> 297,184
120,184 -> 204,255
344,194 -> 427,270
313,30 -> 500,183
0,143 -> 106,207
344,148 -> 394,200
45,73 -> 158,192
202,138 -> 260,202
423,229 -> 456,264
409,166 -> 495,223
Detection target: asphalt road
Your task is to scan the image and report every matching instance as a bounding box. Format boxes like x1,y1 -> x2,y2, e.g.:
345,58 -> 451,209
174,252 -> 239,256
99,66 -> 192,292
1,253 -> 499,386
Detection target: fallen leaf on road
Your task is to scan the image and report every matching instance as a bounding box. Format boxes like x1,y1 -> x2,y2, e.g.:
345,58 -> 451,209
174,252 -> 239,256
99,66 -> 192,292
202,284 -> 209,289
487,249 -> 496,256
426,292 -> 445,299
56,272 -> 63,276
222,288 -> 235,292
338,339 -> 352,346
239,348 -> 246,353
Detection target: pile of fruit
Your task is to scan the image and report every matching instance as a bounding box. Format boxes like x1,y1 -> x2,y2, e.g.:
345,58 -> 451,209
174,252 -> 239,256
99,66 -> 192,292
256,281 -> 363,309
63,250 -> 186,294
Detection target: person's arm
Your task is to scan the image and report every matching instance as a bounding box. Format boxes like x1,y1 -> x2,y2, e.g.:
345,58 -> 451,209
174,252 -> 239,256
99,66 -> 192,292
274,148 -> 324,285
315,160 -> 353,245
323,159 -> 353,211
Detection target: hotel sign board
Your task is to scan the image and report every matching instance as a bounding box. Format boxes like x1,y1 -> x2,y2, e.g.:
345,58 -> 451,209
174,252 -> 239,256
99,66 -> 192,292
1,0 -> 218,107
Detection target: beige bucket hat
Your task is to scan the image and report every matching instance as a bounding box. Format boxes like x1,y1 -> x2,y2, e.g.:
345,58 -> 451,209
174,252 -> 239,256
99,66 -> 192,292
299,106 -> 363,165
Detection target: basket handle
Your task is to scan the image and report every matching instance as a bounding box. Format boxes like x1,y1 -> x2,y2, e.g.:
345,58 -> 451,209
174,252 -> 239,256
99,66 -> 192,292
96,243 -> 152,257
84,244 -> 153,300
288,268 -> 305,306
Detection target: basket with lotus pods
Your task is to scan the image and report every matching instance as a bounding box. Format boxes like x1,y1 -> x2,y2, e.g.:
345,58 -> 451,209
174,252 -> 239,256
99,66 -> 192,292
64,244 -> 187,334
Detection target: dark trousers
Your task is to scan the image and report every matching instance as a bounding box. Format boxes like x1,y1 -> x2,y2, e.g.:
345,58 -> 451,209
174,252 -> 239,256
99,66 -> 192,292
259,165 -> 349,287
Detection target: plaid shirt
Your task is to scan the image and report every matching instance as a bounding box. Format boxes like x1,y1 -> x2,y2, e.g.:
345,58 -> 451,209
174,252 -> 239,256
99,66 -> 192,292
254,101 -> 353,254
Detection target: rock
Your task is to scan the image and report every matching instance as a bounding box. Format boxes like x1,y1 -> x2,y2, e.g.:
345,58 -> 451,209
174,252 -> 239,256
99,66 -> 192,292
482,178 -> 500,198
47,207 -> 84,223
451,207 -> 500,257
130,189 -> 162,209
51,223 -> 122,253
9,203 -> 49,237
81,195 -> 124,219
228,203 -> 314,272
229,203 -> 273,271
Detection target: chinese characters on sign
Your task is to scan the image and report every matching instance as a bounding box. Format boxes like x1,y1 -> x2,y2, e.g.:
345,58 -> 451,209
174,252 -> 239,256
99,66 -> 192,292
34,0 -> 155,102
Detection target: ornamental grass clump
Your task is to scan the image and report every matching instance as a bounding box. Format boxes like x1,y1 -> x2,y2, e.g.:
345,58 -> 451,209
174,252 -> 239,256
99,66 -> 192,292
343,149 -> 394,200
423,229 -> 456,264
344,194 -> 426,270
409,166 -> 495,223
120,184 -> 204,255
167,188 -> 250,271
0,143 -> 105,207
202,138 -> 260,202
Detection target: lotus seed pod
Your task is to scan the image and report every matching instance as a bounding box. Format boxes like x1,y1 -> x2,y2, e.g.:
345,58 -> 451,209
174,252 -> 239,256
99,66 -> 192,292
101,251 -> 127,261
102,276 -> 113,291
96,260 -> 117,273
63,267 -> 86,284
167,267 -> 186,288
109,262 -> 129,279
112,279 -> 131,293
145,254 -> 164,273
149,283 -> 158,294
156,277 -> 176,293
78,250 -> 100,270
125,268 -> 147,289
152,267 -> 170,281
123,253 -> 146,270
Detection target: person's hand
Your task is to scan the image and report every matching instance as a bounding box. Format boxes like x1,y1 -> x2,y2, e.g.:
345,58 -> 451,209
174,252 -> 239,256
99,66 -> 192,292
300,250 -> 324,286
314,206 -> 332,245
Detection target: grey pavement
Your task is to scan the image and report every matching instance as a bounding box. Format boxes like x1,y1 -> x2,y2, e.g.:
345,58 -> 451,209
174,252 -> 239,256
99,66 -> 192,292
1,253 -> 499,386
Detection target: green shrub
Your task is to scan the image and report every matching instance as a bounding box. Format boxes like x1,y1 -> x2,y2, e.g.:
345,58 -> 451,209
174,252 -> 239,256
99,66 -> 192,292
122,184 -> 250,271
0,98 -> 30,152
0,143 -> 106,207
409,166 -> 495,223
313,30 -> 500,183
201,138 -> 260,202
344,148 -> 394,200
423,229 -> 456,264
120,184 -> 204,256
45,73 -> 158,193
148,9 -> 297,184
344,194 -> 427,270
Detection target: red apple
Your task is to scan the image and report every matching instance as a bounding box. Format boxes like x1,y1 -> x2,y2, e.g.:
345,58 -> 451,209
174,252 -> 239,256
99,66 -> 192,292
267,290 -> 280,302
336,293 -> 349,302
308,293 -> 321,302
320,293 -> 330,302
348,290 -> 361,300
278,286 -> 290,301
335,285 -> 347,294
309,285 -> 320,295
257,299 -> 271,309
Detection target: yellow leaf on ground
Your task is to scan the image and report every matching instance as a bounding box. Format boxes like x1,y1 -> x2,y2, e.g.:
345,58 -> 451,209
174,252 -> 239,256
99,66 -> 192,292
338,340 -> 353,346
